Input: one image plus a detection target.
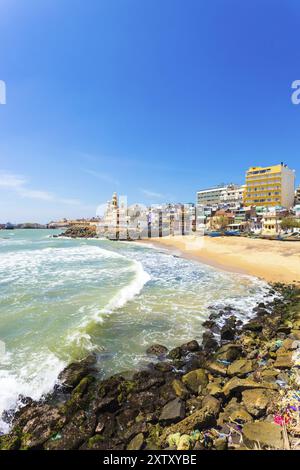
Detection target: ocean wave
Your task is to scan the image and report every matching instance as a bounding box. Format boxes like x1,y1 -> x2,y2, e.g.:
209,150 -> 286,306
66,258 -> 151,349
102,260 -> 151,313
0,350 -> 65,434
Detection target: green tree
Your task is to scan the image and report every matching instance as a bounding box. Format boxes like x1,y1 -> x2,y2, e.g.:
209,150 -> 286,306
280,217 -> 300,231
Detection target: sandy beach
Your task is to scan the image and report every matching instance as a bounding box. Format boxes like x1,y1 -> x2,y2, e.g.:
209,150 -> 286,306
145,235 -> 300,284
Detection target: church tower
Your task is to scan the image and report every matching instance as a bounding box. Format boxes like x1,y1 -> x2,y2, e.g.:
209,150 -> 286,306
111,192 -> 118,209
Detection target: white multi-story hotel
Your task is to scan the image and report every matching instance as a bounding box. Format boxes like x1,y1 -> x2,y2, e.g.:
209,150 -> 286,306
197,184 -> 244,207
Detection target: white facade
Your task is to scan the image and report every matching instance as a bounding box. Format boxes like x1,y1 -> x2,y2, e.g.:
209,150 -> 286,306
281,166 -> 296,209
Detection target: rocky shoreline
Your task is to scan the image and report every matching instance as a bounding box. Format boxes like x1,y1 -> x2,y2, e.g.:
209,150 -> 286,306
56,225 -> 98,239
1,283 -> 300,451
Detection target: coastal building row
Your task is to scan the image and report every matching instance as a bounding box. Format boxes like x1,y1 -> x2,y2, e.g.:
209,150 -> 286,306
197,163 -> 297,210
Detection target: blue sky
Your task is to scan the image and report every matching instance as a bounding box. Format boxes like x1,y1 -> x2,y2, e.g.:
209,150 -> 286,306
0,0 -> 300,223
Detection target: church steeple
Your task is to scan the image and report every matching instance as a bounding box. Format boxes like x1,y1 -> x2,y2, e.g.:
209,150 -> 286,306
111,192 -> 118,209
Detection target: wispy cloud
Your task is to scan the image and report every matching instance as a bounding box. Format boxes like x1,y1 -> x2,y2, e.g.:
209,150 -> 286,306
140,188 -> 165,199
84,169 -> 119,186
0,170 -> 81,205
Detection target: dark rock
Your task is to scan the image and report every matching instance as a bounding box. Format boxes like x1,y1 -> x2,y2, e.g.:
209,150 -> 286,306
243,321 -> 263,332
206,360 -> 228,376
60,225 -> 97,239
154,362 -> 173,373
0,434 -> 21,450
44,411 -> 96,450
95,413 -> 116,437
93,395 -> 119,413
218,401 -> 252,426
181,340 -> 200,352
172,379 -> 189,398
242,422 -> 283,449
167,346 -> 183,360
159,398 -> 185,424
214,343 -> 242,362
182,369 -> 208,394
202,332 -> 218,352
273,352 -> 293,369
223,377 -> 278,397
202,320 -> 217,329
242,389 -> 273,418
146,344 -> 168,357
202,395 -> 221,415
13,404 -> 67,449
127,433 -> 144,450
227,359 -> 254,377
57,354 -> 97,390
221,316 -> 237,341
133,370 -> 165,392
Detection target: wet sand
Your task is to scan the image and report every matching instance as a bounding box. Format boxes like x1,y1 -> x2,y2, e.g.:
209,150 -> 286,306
143,235 -> 300,284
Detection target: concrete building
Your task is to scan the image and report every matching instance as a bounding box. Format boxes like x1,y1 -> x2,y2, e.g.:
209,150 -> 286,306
244,163 -> 295,209
261,213 -> 283,234
295,186 -> 300,205
220,184 -> 246,206
197,184 -> 243,207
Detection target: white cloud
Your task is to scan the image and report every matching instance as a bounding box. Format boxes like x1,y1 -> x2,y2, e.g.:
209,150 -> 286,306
0,170 -> 81,206
84,169 -> 119,186
140,188 -> 165,199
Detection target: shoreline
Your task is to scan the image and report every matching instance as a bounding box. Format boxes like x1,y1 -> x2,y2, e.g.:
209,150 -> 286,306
1,282 -> 300,450
140,236 -> 300,285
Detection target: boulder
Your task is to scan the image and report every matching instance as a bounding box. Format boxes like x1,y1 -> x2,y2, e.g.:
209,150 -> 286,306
214,437 -> 228,450
243,321 -> 263,332
205,361 -> 227,376
95,413 -> 116,437
146,344 -> 168,357
180,340 -> 200,352
14,404 -> 67,449
261,369 -> 278,379
282,338 -> 299,350
126,433 -> 144,450
242,389 -> 272,417
167,346 -> 182,360
202,332 -> 218,352
242,422 -> 283,449
217,398 -> 252,425
57,354 -> 97,389
0,434 -> 21,450
172,379 -> 189,399
160,406 -> 217,442
44,411 -> 96,450
290,330 -> 300,340
154,362 -> 173,373
214,343 -> 242,362
221,324 -> 235,341
274,352 -> 293,369
227,359 -> 254,377
202,395 -> 221,415
222,377 -> 278,397
159,398 -> 185,424
206,382 -> 223,397
182,369 -> 208,394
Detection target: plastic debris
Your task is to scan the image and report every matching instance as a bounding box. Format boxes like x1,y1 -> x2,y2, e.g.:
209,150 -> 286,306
167,433 -> 181,448
190,430 -> 201,441
177,434 -> 192,450
217,359 -> 231,365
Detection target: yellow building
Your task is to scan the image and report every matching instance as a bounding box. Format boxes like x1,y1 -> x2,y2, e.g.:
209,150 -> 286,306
244,163 -> 295,209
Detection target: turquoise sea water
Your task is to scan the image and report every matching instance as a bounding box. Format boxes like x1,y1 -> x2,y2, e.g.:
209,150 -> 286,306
0,229 -> 273,432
